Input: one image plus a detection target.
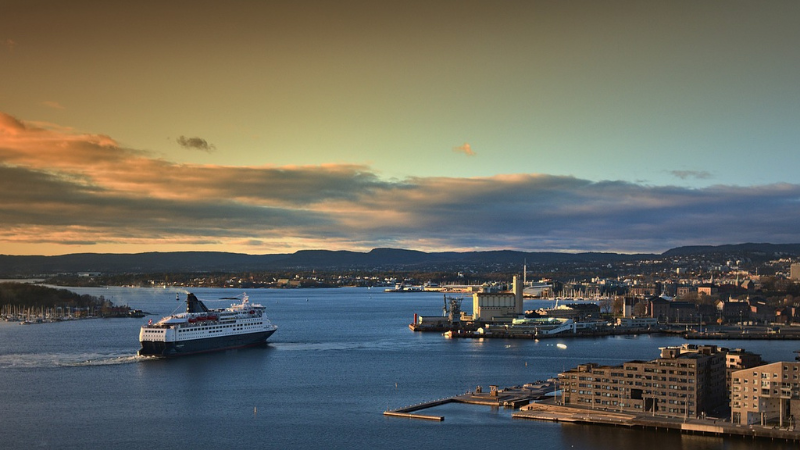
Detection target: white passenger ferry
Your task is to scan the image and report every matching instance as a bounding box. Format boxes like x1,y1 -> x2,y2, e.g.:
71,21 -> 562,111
138,293 -> 277,357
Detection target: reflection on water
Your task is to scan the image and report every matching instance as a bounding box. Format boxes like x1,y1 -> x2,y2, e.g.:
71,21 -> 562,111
561,422 -> 792,450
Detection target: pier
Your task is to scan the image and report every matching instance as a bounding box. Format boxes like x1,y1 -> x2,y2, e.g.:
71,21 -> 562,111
384,381 -> 800,442
383,381 -> 557,421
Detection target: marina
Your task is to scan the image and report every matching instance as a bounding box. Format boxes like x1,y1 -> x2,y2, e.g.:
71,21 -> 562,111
2,305 -> 145,324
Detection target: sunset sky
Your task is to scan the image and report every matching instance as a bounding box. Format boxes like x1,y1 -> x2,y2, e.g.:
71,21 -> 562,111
2,0 -> 799,256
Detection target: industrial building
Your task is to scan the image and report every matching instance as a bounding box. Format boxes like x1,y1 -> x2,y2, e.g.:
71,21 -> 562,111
410,275 -> 524,330
469,275 -> 523,322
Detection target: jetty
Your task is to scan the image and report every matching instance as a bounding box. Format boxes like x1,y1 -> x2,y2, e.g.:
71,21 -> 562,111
384,381 -> 800,443
383,380 -> 557,421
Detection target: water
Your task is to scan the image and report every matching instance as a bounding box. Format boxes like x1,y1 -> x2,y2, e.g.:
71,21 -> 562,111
0,287 -> 795,449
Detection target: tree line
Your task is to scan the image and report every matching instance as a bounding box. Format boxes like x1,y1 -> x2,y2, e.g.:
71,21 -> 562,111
0,282 -> 104,308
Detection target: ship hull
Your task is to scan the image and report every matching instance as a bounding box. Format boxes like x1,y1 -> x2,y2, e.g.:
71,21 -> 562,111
138,328 -> 276,357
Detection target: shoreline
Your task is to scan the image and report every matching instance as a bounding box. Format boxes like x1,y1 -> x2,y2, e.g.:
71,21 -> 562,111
516,399 -> 800,442
411,324 -> 800,340
385,382 -> 800,443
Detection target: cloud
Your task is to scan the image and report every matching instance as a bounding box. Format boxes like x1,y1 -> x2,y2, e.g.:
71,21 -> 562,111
670,170 -> 712,180
0,113 -> 27,135
177,135 -> 216,152
2,111 -> 800,255
42,101 -> 65,110
2,39 -> 16,51
453,143 -> 475,156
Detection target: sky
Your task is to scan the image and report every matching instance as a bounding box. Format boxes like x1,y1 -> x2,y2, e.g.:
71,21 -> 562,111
1,0 -> 799,256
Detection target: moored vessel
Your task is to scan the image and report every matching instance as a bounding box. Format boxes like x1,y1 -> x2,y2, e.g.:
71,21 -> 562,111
138,293 -> 276,357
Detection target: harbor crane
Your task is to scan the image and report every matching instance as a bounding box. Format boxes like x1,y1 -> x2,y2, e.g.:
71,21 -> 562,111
442,295 -> 463,323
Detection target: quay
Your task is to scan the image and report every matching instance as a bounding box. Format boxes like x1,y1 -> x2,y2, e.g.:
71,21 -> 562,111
383,381 -> 557,421
410,274 -> 800,341
683,329 -> 800,340
385,381 -> 800,442
433,327 -> 663,339
515,400 -> 800,442
412,323 -> 800,341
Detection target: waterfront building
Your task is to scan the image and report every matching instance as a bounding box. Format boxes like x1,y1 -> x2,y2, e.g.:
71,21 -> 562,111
559,344 -> 728,419
718,299 -> 751,323
647,297 -> 700,323
724,349 -> 764,398
731,361 -> 800,426
648,296 -> 670,320
470,276 -> 523,322
666,301 -> 700,323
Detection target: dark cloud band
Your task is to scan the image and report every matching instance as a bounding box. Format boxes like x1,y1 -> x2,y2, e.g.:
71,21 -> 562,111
2,112 -> 799,253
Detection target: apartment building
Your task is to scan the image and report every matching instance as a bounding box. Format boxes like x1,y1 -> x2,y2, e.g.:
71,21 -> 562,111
731,361 -> 800,427
559,345 -> 728,418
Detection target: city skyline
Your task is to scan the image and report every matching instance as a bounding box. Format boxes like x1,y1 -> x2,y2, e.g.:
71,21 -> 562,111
2,1 -> 800,256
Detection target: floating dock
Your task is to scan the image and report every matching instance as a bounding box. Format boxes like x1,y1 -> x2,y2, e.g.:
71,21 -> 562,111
383,381 -> 557,421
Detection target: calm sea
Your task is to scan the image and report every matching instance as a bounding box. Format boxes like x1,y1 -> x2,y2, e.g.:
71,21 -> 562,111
0,287 -> 795,449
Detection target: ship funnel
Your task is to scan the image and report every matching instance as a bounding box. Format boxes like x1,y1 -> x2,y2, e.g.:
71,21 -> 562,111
186,293 -> 210,313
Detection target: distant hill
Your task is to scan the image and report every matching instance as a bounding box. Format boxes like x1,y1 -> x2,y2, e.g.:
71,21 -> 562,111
0,243 -> 797,276
0,252 -> 287,275
661,243 -> 800,258
0,248 -> 645,276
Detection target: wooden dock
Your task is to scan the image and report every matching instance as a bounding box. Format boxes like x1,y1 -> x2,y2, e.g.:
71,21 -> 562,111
382,411 -> 446,421
382,398 -> 452,421
383,381 -> 557,421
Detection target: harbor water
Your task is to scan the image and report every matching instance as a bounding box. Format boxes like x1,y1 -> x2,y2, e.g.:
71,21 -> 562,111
0,287 -> 795,449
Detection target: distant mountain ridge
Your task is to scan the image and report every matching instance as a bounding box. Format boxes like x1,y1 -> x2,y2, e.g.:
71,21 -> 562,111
661,243 -> 800,257
0,243 -> 798,276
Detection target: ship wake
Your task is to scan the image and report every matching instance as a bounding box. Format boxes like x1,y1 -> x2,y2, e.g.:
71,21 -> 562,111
0,352 -> 145,369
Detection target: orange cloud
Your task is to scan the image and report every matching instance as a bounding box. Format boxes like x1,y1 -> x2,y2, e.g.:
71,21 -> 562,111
453,142 -> 475,156
2,111 -> 800,256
